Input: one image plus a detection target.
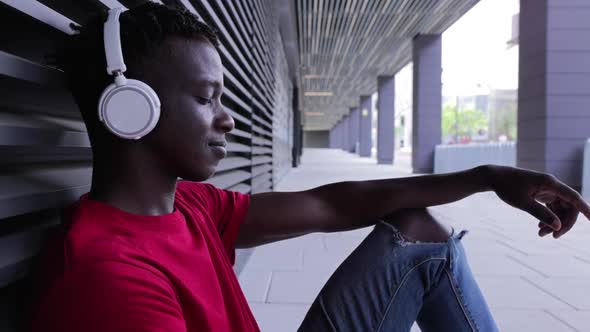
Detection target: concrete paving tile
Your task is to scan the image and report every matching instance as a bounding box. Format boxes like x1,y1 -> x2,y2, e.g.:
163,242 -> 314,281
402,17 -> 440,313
490,309 -> 577,332
460,223 -> 512,238
302,248 -> 350,272
458,226 -> 510,240
462,236 -> 524,257
261,233 -> 327,253
323,235 -> 365,254
476,276 -> 572,309
526,277 -> 590,310
337,226 -> 374,239
467,254 -> 545,277
266,270 -> 330,304
560,236 -> 590,256
244,243 -> 304,271
251,298 -> 422,332
249,303 -> 310,332
552,310 -> 590,332
506,254 -> 590,278
498,237 -> 584,257
238,265 -> 273,303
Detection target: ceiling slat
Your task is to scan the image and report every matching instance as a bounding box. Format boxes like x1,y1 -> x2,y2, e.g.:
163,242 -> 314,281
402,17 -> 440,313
298,0 -> 480,130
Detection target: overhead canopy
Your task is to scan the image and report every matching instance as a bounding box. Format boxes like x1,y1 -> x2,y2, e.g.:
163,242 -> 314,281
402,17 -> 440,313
296,0 -> 479,130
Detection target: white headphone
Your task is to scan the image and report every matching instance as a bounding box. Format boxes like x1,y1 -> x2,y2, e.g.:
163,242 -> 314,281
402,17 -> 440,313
98,8 -> 161,140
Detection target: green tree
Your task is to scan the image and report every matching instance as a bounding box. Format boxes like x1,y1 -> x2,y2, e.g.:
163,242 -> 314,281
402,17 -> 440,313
492,105 -> 517,141
442,105 -> 489,140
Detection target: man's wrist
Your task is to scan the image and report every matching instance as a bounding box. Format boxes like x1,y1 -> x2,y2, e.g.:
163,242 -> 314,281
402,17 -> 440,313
471,164 -> 495,192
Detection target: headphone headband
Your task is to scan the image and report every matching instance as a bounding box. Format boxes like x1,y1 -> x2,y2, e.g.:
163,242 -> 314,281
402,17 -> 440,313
104,8 -> 127,75
99,7 -> 161,140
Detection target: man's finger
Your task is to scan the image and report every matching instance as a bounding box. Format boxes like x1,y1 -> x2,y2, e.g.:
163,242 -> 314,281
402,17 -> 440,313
525,200 -> 561,230
539,227 -> 552,237
548,181 -> 590,220
553,208 -> 579,239
537,221 -> 553,237
577,199 -> 590,221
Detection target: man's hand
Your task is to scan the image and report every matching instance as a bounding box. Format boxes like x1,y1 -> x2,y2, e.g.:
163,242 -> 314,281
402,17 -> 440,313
488,165 -> 590,238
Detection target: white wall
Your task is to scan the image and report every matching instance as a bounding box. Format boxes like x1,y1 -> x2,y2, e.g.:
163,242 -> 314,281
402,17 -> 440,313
434,143 -> 516,173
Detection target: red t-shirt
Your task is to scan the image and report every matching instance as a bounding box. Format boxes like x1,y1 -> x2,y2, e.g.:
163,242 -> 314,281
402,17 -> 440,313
32,181 -> 260,332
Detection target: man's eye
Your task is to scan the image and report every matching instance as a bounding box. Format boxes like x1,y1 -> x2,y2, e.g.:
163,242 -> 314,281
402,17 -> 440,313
196,96 -> 212,105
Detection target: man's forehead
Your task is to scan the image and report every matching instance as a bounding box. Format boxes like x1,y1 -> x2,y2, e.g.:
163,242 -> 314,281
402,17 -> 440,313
163,37 -> 222,75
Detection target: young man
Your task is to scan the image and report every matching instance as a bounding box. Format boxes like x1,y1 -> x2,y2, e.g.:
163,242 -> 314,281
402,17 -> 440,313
32,3 -> 590,332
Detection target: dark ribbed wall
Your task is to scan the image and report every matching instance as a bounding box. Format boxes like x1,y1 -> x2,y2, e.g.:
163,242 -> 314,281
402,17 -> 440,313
273,32 -> 293,185
184,0 -> 290,194
0,1 -> 294,328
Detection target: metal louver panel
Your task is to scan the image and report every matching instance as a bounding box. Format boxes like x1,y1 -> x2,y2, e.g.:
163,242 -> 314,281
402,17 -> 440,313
166,0 -> 291,195
0,0 -> 295,316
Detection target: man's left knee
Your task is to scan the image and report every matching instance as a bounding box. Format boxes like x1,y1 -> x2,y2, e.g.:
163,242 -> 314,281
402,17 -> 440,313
382,208 -> 452,243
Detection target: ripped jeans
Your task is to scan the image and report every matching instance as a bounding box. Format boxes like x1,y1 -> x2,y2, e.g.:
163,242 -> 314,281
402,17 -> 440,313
298,221 -> 499,332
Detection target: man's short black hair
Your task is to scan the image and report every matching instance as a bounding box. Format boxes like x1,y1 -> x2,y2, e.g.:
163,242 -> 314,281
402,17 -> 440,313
54,2 -> 219,127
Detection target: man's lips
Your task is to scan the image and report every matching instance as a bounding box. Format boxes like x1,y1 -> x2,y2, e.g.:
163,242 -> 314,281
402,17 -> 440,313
208,141 -> 226,147
208,141 -> 227,159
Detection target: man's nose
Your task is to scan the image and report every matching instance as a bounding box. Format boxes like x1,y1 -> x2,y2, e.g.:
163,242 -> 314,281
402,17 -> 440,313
215,106 -> 235,133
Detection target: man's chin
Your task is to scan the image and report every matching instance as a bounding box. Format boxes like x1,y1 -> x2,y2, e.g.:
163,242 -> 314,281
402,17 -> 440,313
178,165 -> 216,183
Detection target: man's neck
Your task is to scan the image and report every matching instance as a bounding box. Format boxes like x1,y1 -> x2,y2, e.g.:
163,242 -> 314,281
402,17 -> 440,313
89,148 -> 178,216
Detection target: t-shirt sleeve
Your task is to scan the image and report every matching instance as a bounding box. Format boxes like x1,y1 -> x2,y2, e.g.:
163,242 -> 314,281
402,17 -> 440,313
181,182 -> 251,264
33,261 -> 186,332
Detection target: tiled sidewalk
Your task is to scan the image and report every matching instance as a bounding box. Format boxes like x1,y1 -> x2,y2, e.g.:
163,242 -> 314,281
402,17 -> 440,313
238,149 -> 590,332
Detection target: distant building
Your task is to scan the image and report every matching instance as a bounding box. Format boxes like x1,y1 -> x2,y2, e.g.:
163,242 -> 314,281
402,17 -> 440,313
488,89 -> 518,141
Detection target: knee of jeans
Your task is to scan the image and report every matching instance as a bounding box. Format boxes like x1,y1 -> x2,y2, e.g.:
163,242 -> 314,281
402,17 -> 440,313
381,208 -> 453,243
378,219 -> 468,248
376,222 -> 453,285
377,220 -> 439,247
378,220 -> 468,278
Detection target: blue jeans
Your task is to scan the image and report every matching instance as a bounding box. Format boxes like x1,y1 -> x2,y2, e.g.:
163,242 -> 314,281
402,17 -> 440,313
298,221 -> 499,332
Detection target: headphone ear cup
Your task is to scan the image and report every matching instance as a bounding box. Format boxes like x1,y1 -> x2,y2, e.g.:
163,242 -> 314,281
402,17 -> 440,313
98,79 -> 161,140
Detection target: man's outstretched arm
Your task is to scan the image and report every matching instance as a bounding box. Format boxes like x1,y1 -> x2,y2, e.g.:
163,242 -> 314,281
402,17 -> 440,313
237,165 -> 590,248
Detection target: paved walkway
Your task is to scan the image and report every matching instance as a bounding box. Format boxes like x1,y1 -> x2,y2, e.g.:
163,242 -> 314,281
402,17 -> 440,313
238,148 -> 590,332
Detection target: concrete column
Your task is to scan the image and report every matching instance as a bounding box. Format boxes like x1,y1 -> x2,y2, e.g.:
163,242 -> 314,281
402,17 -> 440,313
359,95 -> 373,157
335,121 -> 342,149
341,115 -> 350,151
338,120 -> 345,149
330,122 -> 340,149
329,124 -> 337,148
377,75 -> 395,164
349,107 -> 360,153
518,0 -> 590,188
412,34 -> 442,173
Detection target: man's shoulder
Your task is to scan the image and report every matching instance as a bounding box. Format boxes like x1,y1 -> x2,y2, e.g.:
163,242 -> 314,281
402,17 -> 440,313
176,180 -> 217,196
35,221 -> 160,304
175,180 -> 222,208
63,223 -> 145,271
57,205 -> 152,271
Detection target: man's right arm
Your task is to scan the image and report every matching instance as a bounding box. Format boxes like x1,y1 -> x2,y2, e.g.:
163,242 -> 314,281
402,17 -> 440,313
240,165 -> 590,247
33,261 -> 186,332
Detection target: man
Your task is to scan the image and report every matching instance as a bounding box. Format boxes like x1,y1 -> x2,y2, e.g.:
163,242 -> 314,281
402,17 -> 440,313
32,3 -> 590,332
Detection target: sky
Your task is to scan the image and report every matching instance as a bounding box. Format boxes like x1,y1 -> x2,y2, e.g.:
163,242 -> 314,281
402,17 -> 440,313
394,0 -> 520,100
441,0 -> 520,96
389,0 -> 520,145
